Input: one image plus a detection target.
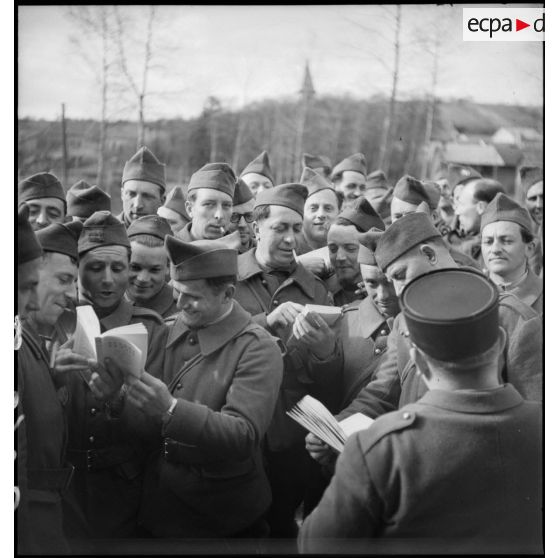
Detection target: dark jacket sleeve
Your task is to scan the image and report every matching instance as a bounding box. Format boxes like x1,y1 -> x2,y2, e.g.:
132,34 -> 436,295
298,433 -> 380,552
162,333 -> 283,462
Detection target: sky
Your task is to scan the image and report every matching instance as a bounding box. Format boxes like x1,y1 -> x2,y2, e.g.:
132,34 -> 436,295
18,4 -> 543,122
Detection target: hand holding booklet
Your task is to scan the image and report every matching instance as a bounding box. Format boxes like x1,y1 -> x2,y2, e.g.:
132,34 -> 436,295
287,395 -> 374,453
72,305 -> 147,381
300,304 -> 342,327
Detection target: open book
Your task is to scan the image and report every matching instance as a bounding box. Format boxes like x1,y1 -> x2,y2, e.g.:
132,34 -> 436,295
72,305 -> 147,380
301,304 -> 342,327
287,395 -> 374,453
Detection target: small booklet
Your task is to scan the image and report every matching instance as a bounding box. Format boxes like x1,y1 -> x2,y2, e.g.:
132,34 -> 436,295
301,304 -> 342,327
287,395 -> 374,453
72,305 -> 147,380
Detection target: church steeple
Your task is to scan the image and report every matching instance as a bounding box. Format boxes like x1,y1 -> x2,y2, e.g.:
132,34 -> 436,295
299,60 -> 315,100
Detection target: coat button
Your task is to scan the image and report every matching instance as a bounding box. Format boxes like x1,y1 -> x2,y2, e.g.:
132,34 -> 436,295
261,280 -> 267,286
404,331 -> 410,337
403,412 -> 411,420
374,348 -> 381,355
176,383 -> 183,390
272,300 -> 279,306
189,336 -> 197,345
380,329 -> 387,336
90,408 -> 97,416
88,436 -> 95,443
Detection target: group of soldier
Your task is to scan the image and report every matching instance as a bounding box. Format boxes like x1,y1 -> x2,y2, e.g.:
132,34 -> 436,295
16,144 -> 543,554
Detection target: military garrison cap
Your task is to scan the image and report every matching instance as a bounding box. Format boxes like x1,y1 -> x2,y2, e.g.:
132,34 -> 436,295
331,153 -> 367,180
446,164 -> 482,193
18,204 -> 43,264
480,193 -> 533,234
66,180 -> 111,218
299,167 -> 335,198
401,268 -> 499,361
366,170 -> 389,191
18,172 -> 65,207
519,166 -> 543,195
188,162 -> 236,198
302,153 -> 332,175
36,221 -> 83,260
165,235 -> 237,281
254,183 -> 308,217
160,186 -> 188,219
375,212 -> 441,273
78,211 -> 130,256
338,196 -> 385,233
233,179 -> 254,206
127,215 -> 173,241
122,146 -> 166,192
357,228 -> 384,266
393,175 -> 440,211
240,151 -> 274,183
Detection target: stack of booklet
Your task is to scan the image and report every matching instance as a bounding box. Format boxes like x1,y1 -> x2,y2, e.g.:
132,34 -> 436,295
72,305 -> 147,381
287,395 -> 374,453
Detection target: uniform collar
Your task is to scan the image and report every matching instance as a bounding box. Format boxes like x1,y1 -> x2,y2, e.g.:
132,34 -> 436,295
417,384 -> 524,414
237,248 -> 317,299
505,268 -> 542,308
166,300 -> 251,356
127,283 -> 176,317
357,297 -> 392,338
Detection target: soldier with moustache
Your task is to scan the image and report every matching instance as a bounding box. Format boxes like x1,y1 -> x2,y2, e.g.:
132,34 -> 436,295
481,193 -> 542,314
126,215 -> 178,319
234,183 -> 341,538
53,211 -> 167,538
17,208 -> 81,554
18,172 -> 67,231
117,146 -> 166,227
125,237 -> 283,539
306,213 -> 542,468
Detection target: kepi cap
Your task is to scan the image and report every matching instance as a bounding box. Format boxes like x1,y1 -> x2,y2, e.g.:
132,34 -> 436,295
165,235 -> 237,281
401,268 -> 499,361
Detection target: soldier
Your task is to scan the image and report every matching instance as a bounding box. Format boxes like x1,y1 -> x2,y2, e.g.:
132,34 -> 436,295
18,212 -> 85,554
302,152 -> 332,179
126,237 -> 283,538
391,175 -> 480,269
327,197 -> 382,306
175,162 -> 235,243
66,181 -> 111,223
300,269 -> 542,554
126,215 -> 178,319
157,186 -> 189,234
18,172 -> 66,230
453,177 -> 505,267
54,211 -> 167,538
481,193 -> 542,314
519,166 -> 543,276
17,204 -> 73,555
297,167 -> 341,255
118,146 -> 166,227
330,153 -> 367,209
234,183 -> 340,538
240,151 -> 275,196
229,178 -> 256,254
306,213 -> 541,467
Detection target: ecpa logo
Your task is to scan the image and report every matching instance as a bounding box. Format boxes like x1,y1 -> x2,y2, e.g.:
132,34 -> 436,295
463,8 -> 544,42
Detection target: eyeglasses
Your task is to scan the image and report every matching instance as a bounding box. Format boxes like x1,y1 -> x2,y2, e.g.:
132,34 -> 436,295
230,212 -> 255,224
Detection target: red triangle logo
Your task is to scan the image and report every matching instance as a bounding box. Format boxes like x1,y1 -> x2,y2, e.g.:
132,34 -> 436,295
516,19 -> 530,31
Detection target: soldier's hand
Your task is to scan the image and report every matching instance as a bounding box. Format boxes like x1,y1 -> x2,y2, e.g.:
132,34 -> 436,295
354,281 -> 367,298
126,371 -> 174,418
53,338 -> 91,375
305,432 -> 336,467
292,312 -> 340,359
266,301 -> 305,330
297,254 -> 328,277
88,357 -> 125,401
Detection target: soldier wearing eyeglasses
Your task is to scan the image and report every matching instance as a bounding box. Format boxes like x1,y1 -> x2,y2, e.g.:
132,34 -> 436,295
229,179 -> 256,253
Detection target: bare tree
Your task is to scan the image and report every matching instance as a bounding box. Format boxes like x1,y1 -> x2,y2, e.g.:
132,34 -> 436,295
113,5 -> 157,148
